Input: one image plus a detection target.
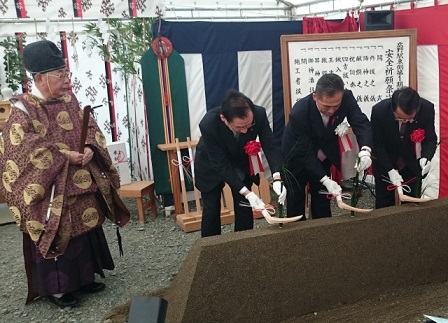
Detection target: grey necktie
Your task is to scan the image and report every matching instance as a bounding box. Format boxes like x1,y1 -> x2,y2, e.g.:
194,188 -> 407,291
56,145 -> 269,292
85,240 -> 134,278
322,115 -> 330,127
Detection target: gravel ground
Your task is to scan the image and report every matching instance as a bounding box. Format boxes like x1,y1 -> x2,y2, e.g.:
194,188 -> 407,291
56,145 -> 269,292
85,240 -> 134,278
0,185 -> 375,323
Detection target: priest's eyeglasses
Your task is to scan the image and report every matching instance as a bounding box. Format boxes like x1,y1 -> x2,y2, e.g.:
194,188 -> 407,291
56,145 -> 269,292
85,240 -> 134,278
47,71 -> 73,79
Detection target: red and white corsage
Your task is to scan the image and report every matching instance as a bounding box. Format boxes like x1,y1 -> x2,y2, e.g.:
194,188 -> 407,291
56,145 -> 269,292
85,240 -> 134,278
410,128 -> 425,159
244,140 -> 264,175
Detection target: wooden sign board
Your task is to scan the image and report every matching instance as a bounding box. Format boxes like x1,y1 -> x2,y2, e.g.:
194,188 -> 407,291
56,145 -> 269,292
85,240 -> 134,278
281,29 -> 417,123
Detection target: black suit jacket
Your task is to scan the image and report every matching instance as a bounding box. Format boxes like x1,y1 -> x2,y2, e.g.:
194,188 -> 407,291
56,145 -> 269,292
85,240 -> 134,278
371,97 -> 437,175
281,90 -> 372,181
195,106 -> 282,193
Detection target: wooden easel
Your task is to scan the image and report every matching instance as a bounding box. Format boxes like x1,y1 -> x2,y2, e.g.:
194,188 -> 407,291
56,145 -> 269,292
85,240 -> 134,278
158,138 -> 233,233
174,138 -> 202,232
158,140 -> 198,216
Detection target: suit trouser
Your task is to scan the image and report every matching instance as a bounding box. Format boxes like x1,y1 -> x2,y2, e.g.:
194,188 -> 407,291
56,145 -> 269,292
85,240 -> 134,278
374,165 -> 416,209
201,177 -> 254,237
286,159 -> 332,220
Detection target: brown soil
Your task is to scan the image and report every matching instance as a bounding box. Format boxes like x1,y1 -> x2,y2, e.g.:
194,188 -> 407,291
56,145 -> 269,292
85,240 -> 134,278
106,281 -> 448,322
105,197 -> 448,323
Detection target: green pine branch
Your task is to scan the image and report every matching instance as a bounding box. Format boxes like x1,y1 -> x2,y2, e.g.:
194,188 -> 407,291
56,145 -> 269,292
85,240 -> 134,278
84,18 -> 154,78
0,35 -> 28,92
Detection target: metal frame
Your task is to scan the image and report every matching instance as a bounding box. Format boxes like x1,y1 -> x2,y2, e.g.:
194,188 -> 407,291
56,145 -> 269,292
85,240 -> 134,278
0,0 -> 436,22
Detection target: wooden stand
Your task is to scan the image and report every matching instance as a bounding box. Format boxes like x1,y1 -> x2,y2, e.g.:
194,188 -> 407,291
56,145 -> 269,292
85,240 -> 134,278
177,184 -> 235,233
158,140 -> 198,215
175,207 -> 234,233
158,139 -> 234,233
119,181 -> 157,224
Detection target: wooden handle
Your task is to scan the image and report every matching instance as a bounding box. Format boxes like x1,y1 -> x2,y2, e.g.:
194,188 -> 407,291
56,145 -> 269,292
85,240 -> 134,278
79,105 -> 91,153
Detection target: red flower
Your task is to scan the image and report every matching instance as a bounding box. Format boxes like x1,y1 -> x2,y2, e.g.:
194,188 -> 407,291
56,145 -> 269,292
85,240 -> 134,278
410,128 -> 425,143
244,141 -> 261,156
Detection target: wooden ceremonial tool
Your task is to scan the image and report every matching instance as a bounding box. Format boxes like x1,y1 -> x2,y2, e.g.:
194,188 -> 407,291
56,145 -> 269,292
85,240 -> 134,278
79,105 -> 91,153
397,186 -> 433,203
187,137 -> 202,214
175,138 -> 190,217
336,195 -> 373,213
261,208 -> 302,224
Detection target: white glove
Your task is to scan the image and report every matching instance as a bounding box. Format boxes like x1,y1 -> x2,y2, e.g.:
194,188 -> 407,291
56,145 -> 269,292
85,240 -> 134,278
320,175 -> 342,195
272,181 -> 287,205
354,146 -> 372,172
419,158 -> 431,176
245,191 -> 265,209
272,172 -> 287,205
388,169 -> 403,186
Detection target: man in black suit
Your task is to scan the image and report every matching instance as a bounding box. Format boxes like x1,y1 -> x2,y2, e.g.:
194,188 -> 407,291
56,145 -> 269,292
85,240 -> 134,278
195,89 -> 286,237
281,73 -> 372,219
371,87 -> 438,208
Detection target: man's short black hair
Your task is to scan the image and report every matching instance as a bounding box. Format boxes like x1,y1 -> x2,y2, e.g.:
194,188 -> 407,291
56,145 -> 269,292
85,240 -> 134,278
314,73 -> 345,99
391,87 -> 421,115
220,89 -> 255,122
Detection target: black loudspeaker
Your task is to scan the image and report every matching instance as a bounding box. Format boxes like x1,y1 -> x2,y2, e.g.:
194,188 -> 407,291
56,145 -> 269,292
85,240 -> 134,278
364,10 -> 394,31
128,296 -> 168,323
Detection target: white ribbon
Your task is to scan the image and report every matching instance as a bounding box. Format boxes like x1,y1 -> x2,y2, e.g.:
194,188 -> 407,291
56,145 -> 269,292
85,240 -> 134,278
98,18 -> 111,45
415,142 -> 422,159
335,122 -> 352,152
334,121 -> 350,137
187,145 -> 196,177
45,18 -> 59,44
250,155 -> 261,175
175,148 -> 184,182
340,135 -> 352,152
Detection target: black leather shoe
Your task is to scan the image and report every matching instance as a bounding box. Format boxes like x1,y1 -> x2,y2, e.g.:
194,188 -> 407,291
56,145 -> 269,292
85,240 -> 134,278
79,282 -> 105,294
48,293 -> 79,308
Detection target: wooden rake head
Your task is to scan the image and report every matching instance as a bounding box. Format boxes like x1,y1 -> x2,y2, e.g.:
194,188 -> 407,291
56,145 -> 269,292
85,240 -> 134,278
336,195 -> 373,214
260,208 -> 302,224
397,187 -> 433,203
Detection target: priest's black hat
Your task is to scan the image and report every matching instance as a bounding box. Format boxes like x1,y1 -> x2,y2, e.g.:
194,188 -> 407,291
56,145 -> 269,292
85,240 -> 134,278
23,40 -> 66,74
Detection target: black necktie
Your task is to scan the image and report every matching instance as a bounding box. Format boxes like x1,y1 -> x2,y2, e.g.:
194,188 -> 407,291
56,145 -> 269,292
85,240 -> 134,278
399,122 -> 406,138
397,122 -> 407,169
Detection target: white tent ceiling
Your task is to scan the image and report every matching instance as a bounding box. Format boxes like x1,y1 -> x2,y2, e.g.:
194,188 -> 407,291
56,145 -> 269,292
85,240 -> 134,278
0,0 -> 443,36
163,0 -> 440,21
